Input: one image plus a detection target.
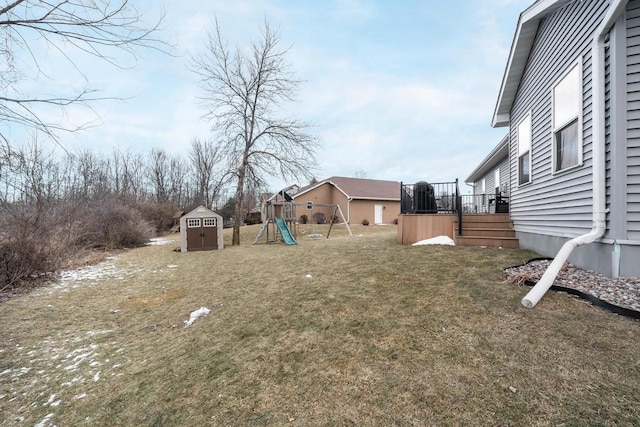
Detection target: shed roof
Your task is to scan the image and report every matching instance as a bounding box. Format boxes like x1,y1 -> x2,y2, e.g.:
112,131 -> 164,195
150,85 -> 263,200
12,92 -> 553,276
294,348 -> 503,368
183,205 -> 221,218
492,0 -> 574,127
295,176 -> 401,201
465,134 -> 509,183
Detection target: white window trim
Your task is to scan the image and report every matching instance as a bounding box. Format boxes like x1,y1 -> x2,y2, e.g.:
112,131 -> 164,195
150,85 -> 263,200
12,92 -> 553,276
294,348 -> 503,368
203,217 -> 217,227
551,60 -> 583,174
187,218 -> 201,228
494,168 -> 500,193
517,112 -> 532,186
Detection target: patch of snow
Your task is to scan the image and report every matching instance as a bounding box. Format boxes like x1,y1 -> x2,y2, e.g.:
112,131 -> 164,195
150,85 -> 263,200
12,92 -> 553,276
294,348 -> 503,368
412,236 -> 455,246
308,233 -> 323,239
34,413 -> 54,427
147,237 -> 174,246
305,274 -> 313,279
75,393 -> 87,400
0,369 -> 11,376
44,394 -> 56,406
167,264 -> 178,268
184,307 -> 211,327
53,256 -> 134,291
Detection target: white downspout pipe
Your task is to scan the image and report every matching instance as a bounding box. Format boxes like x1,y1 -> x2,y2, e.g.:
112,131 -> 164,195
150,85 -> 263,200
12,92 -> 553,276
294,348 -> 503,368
522,0 -> 628,308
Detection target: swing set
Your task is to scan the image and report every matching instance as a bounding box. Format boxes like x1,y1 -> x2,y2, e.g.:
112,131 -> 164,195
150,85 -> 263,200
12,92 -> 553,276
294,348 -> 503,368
253,199 -> 353,244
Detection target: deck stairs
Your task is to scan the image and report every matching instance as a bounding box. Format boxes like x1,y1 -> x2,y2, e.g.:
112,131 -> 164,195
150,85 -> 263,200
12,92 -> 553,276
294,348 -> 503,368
453,213 -> 519,249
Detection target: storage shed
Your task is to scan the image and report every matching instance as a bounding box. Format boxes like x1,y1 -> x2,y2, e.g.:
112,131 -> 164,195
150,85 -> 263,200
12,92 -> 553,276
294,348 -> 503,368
180,205 -> 224,252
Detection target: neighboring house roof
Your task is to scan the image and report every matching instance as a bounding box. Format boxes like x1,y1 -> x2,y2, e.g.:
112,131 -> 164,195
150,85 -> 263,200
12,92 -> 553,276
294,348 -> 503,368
492,0 -> 574,127
465,134 -> 509,183
294,176 -> 401,201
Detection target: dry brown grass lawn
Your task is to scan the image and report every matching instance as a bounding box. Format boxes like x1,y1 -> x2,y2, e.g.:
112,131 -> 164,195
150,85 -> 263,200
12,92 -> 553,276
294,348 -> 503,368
1,224 -> 639,426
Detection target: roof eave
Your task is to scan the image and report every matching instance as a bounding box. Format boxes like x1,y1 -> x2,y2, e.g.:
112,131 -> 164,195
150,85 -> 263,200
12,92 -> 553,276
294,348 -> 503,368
491,0 -> 575,128
353,197 -> 400,202
465,134 -> 510,183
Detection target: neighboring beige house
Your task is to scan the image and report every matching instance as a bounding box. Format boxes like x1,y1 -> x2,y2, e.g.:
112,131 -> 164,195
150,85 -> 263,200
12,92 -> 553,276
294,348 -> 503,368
293,176 -> 400,225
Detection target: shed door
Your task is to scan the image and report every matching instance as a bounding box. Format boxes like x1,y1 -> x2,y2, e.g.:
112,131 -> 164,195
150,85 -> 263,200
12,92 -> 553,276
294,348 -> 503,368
374,204 -> 384,224
187,218 -> 203,251
187,217 -> 218,251
202,217 -> 218,250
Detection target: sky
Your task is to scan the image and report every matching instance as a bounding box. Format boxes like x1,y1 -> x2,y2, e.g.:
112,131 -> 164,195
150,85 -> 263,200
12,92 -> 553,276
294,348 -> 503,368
4,0 -> 533,194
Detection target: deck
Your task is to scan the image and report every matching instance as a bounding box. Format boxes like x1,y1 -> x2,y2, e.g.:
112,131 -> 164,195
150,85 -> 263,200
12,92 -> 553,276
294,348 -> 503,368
397,213 -> 518,249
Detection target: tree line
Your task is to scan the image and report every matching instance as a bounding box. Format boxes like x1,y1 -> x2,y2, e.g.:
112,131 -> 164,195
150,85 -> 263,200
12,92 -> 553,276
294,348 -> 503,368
0,139 -> 258,293
1,2 -> 319,292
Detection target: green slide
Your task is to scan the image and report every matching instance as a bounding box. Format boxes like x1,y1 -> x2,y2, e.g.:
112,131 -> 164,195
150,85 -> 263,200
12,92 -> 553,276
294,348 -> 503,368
275,217 -> 297,245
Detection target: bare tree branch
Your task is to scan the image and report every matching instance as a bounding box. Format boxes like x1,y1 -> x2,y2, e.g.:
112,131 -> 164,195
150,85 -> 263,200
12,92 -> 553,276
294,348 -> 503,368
191,18 -> 320,245
0,0 -> 169,143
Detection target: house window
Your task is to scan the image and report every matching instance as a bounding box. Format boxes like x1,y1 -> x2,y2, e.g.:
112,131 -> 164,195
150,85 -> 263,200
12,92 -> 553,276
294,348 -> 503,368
306,201 -> 313,210
203,218 -> 216,227
187,218 -> 201,228
553,63 -> 581,172
517,114 -> 531,185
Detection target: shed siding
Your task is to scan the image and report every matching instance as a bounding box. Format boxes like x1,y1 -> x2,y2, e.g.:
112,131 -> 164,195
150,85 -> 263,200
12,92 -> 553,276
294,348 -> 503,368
508,0 -> 608,237
628,1 -> 640,239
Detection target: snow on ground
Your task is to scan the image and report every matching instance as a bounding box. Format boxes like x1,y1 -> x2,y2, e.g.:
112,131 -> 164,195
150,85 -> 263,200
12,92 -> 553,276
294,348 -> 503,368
146,237 -> 175,246
412,236 -> 456,246
42,255 -> 145,295
56,256 -> 124,284
2,329 -> 128,426
2,236 -> 180,424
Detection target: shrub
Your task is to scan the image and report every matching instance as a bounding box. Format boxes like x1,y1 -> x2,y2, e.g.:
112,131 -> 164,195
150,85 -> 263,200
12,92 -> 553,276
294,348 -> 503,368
313,212 -> 326,224
0,238 -> 50,291
299,214 -> 308,224
137,200 -> 179,232
362,219 -> 370,226
74,200 -> 153,249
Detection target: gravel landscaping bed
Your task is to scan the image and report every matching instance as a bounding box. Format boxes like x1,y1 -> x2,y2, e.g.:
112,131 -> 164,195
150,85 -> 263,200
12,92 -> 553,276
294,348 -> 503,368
504,259 -> 640,314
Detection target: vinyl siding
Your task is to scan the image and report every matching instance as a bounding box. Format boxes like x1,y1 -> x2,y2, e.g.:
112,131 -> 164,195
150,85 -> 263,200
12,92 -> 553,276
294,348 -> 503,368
509,0 -> 608,237
628,1 -> 640,239
474,159 -> 510,195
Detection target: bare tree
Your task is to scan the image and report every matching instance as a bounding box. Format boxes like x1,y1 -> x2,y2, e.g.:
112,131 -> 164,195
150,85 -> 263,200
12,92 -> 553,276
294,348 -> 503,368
191,19 -> 319,245
189,138 -> 224,209
0,0 -> 167,142
147,148 -> 170,203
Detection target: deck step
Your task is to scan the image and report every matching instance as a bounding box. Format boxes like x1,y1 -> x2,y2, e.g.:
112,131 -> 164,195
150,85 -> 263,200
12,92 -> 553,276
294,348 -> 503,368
454,236 -> 519,249
455,221 -> 514,230
453,214 -> 519,248
456,228 -> 516,238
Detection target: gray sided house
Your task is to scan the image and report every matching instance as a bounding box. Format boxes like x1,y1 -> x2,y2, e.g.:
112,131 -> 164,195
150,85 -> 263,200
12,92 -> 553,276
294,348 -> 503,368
487,0 -> 640,277
465,135 -> 510,213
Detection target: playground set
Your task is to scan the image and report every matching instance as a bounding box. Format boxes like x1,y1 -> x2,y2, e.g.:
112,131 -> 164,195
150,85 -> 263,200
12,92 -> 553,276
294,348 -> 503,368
253,198 -> 353,245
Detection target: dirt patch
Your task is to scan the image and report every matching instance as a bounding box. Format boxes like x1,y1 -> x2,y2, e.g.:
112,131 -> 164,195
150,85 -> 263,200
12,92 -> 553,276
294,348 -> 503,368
121,288 -> 186,309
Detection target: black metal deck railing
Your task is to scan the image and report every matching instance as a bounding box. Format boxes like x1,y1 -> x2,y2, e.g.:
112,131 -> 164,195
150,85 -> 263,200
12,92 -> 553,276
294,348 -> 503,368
401,180 -> 460,214
400,180 -> 510,236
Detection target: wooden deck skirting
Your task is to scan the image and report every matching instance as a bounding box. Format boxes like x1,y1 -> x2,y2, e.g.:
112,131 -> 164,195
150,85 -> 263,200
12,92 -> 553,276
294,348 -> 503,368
397,213 -> 518,248
398,213 -> 457,244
